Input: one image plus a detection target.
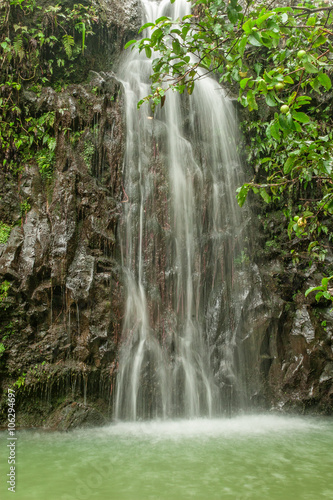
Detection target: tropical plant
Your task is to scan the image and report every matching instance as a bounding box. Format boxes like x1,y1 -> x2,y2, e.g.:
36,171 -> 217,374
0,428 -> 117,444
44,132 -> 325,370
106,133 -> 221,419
13,373 -> 26,388
0,223 -> 11,244
305,276 -> 333,303
125,0 -> 333,293
0,0 -> 99,181
0,281 -> 11,302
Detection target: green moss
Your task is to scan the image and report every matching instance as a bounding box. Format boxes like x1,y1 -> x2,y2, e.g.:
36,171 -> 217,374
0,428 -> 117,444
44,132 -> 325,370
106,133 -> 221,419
83,141 -> 95,170
0,222 -> 11,244
0,281 -> 11,304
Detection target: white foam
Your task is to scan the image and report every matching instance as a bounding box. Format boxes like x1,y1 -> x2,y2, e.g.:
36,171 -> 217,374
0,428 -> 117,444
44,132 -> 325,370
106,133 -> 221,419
97,414 -> 324,441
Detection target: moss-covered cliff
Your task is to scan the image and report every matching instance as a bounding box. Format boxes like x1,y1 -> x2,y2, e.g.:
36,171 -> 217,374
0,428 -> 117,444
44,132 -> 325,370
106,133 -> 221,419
0,0 -> 140,428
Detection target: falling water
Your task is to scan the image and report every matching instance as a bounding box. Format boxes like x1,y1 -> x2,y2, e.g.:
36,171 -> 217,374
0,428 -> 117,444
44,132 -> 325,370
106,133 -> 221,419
115,0 -> 249,420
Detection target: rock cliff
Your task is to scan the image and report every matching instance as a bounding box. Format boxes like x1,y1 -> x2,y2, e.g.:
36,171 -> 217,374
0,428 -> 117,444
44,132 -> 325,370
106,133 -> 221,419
0,0 -> 332,429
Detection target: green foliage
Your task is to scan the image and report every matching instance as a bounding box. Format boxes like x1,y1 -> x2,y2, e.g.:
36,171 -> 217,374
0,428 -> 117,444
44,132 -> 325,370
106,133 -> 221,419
0,0 -> 99,180
130,0 -> 333,291
27,361 -> 48,382
234,249 -> 250,266
0,321 -> 16,341
0,1 -> 98,87
13,373 -> 26,389
37,149 -> 55,180
0,222 -> 11,244
0,321 -> 16,361
83,141 -> 95,168
62,34 -> 75,59
20,200 -> 31,218
0,281 -> 11,304
305,276 -> 333,303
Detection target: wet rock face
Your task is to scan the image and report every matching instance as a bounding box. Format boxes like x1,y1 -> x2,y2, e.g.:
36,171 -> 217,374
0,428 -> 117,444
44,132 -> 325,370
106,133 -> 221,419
89,0 -> 142,74
101,0 -> 141,32
0,74 -> 125,428
0,0 -> 140,429
291,306 -> 316,343
267,301 -> 333,415
255,254 -> 333,414
223,208 -> 333,415
46,401 -> 107,430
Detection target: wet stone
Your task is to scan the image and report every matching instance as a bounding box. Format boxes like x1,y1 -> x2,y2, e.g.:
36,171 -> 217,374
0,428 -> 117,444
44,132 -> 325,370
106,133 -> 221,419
291,306 -> 315,343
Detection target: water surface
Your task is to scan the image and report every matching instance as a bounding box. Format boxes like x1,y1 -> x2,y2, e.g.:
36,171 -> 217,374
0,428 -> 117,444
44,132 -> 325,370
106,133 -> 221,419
0,415 -> 332,499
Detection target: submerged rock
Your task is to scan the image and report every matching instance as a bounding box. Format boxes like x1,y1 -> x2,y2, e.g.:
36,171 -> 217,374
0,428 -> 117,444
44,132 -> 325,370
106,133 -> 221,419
46,401 -> 107,430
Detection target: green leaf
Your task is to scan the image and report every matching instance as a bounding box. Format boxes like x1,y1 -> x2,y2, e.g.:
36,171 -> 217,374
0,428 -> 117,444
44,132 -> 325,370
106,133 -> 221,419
137,98 -> 145,109
273,7 -> 292,12
269,121 -> 280,140
260,188 -> 271,204
236,184 -> 250,207
279,113 -> 291,131
248,33 -> 262,47
292,111 -> 310,123
240,78 -> 251,89
306,17 -> 316,27
62,34 -> 74,58
247,89 -> 258,111
254,63 -> 262,77
294,121 -> 302,133
238,36 -> 247,57
304,61 -> 318,74
138,22 -> 155,34
151,28 -> 163,44
317,72 -> 332,91
265,93 -> 277,107
296,96 -> 312,105
305,286 -> 323,297
283,157 -> 294,174
311,77 -> 321,93
155,16 -> 170,24
283,76 -> 294,84
322,278 -> 330,289
242,19 -> 255,34
145,46 -> 152,58
313,34 -> 327,48
264,30 -> 280,40
172,39 -> 181,55
124,39 -> 137,50
227,6 -> 239,24
257,13 -> 274,26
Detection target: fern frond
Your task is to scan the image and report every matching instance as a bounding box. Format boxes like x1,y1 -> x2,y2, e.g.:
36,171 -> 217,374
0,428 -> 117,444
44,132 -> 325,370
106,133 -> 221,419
62,34 -> 74,58
13,35 -> 24,61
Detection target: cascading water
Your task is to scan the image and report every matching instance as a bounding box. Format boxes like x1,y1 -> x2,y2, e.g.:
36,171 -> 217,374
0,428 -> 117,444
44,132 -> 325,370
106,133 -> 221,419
115,0 -> 249,420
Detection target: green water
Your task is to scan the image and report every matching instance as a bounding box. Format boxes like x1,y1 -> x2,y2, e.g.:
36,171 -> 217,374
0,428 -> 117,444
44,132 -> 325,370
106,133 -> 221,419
0,415 -> 332,500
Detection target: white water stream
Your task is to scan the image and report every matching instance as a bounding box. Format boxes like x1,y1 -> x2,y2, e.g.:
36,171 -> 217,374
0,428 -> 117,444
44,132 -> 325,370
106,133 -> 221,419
115,0 -> 247,420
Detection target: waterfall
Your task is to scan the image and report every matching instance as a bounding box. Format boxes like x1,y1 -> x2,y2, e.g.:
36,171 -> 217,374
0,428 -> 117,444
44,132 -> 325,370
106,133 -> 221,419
115,0 -> 248,420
